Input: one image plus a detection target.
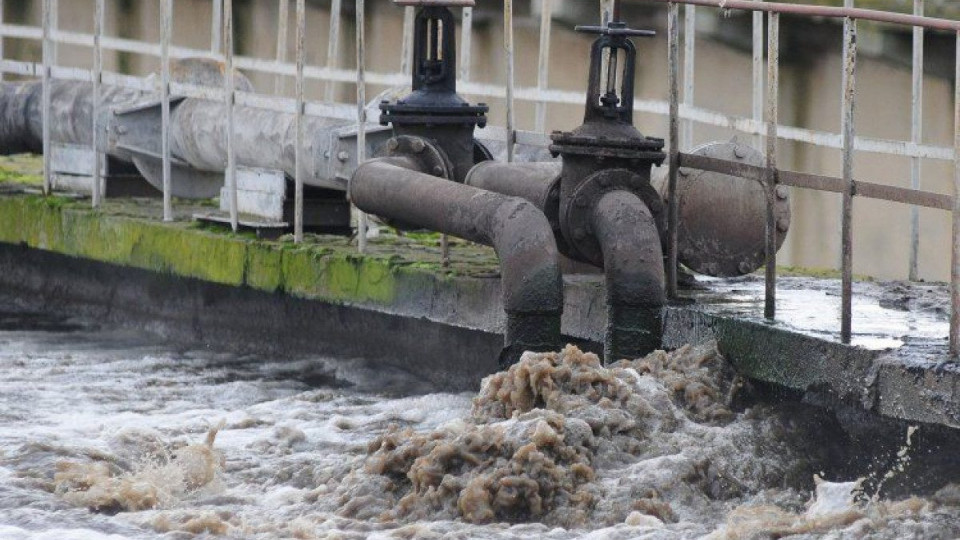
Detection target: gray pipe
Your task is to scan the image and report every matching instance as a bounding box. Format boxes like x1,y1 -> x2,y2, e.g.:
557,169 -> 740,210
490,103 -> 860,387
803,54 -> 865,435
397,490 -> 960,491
350,158 -> 563,366
0,80 -> 143,154
592,190 -> 665,360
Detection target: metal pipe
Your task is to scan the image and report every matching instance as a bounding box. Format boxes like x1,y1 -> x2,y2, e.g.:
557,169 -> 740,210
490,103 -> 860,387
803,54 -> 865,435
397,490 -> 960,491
41,0 -> 51,194
161,0 -> 173,222
535,0 -> 552,133
325,0 -> 342,102
752,0 -> 763,149
274,0 -> 289,96
402,6 -> 415,77
666,3 -> 680,299
224,0 -> 238,232
682,4 -> 695,151
764,11 -> 779,320
464,161 -> 560,217
460,6 -> 472,82
909,0 -> 924,281
211,0 -> 222,54
91,0 -> 103,207
951,30 -> 959,356
840,16 -> 857,343
350,159 -> 563,366
295,0 -> 305,243
504,0 -> 515,162
356,0 -> 368,253
592,190 -> 665,360
641,0 -> 960,32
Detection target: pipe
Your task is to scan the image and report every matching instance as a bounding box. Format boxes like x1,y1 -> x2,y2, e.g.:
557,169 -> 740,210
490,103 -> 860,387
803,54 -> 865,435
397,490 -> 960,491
464,160 -> 560,223
0,80 -> 141,154
350,158 -> 563,366
592,189 -> 665,360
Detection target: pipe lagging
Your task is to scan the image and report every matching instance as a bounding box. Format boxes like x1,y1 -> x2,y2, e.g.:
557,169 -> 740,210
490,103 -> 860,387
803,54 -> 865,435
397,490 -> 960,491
350,159 -> 564,367
591,189 -> 666,361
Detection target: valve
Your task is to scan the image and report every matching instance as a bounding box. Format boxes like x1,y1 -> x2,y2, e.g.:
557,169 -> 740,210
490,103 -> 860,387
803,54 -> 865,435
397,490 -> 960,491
381,0 -> 488,183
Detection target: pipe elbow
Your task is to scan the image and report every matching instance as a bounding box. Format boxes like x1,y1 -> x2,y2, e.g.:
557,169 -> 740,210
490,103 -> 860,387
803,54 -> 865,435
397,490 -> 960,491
592,190 -> 666,308
487,197 -> 564,317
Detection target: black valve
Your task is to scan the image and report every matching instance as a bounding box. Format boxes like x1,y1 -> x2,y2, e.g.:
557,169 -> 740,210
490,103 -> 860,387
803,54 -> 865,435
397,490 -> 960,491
380,3 -> 489,183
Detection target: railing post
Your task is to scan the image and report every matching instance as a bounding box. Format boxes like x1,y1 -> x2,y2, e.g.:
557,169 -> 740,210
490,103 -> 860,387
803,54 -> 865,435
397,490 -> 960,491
752,0 -> 763,149
504,0 -> 516,162
0,0 -> 5,83
92,0 -> 104,208
356,0 -> 368,252
325,0 -> 342,103
41,0 -> 51,195
682,4 -> 695,150
840,15 -> 858,343
294,0 -> 305,243
401,6 -> 415,77
161,0 -> 173,222
535,0 -> 553,133
951,30 -> 960,357
667,2 -> 680,300
460,6 -> 473,82
224,0 -> 238,232
764,11 -> 779,320
274,0 -> 289,95
211,0 -> 222,54
909,0 -> 924,281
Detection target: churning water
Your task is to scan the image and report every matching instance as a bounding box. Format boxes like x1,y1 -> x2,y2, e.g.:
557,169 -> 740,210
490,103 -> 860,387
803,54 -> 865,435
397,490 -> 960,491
1,310 -> 959,539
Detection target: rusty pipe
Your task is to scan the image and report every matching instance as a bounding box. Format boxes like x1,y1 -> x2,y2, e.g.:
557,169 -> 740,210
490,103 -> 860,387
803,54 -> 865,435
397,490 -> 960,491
350,158 -> 563,367
591,189 -> 665,360
464,160 -> 561,227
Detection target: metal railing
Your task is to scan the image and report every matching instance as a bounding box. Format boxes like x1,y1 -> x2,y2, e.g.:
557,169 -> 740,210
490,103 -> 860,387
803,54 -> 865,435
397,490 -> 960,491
1,0 -> 958,355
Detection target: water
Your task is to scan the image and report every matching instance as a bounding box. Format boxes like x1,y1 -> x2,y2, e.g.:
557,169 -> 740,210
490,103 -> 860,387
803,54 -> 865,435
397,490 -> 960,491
1,310 -> 959,539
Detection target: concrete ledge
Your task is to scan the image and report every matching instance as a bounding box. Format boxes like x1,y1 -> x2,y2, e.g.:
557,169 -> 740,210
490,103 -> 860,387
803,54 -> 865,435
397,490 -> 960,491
1,190 -> 958,428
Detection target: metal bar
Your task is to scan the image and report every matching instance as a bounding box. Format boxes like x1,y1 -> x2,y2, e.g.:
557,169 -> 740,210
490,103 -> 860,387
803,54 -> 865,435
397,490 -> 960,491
401,6 -> 415,77
356,0 -> 368,252
460,6 -> 472,82
667,2 -> 680,299
294,0 -> 305,243
325,0 -> 342,103
211,0 -> 222,54
640,0 -> 960,32
764,11 -> 779,320
840,16 -> 857,343
41,0 -> 51,195
601,0 -> 615,24
909,0 -> 924,281
161,0 -> 173,222
951,30 -> 960,356
274,0 -> 289,95
535,0 -> 553,133
50,0 -> 57,64
679,152 -> 954,210
91,0 -> 103,208
752,0 -> 763,149
682,4 -> 695,150
0,0 -> 5,83
225,0 -> 238,231
504,0 -> 515,162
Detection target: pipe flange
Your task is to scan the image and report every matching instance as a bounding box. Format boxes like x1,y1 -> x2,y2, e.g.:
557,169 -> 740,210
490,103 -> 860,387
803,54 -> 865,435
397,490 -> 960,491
560,168 -> 665,267
378,135 -> 454,179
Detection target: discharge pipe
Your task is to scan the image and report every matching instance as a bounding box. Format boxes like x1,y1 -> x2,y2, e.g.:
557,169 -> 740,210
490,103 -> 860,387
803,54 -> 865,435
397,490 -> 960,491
350,156 -> 563,367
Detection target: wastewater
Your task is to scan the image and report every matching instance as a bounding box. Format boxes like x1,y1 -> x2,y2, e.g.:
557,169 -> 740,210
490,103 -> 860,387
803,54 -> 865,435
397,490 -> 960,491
1,309 -> 960,539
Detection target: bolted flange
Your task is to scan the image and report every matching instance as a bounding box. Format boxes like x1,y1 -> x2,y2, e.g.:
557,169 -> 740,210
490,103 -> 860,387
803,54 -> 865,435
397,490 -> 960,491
559,168 -> 665,267
653,140 -> 791,277
377,135 -> 453,180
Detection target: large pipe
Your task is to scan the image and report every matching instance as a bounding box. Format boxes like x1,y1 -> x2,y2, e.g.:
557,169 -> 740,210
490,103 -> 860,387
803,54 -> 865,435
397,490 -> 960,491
0,80 -> 142,154
350,158 -> 563,366
591,190 -> 665,361
464,160 -> 560,226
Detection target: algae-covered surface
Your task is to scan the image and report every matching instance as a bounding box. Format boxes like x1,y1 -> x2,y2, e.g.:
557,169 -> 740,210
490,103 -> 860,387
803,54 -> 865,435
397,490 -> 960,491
0,155 -> 502,310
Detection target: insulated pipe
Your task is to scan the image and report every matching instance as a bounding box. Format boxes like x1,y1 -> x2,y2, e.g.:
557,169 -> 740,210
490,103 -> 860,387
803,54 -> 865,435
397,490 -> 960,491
592,189 -> 665,360
0,80 -> 142,154
350,158 -> 563,367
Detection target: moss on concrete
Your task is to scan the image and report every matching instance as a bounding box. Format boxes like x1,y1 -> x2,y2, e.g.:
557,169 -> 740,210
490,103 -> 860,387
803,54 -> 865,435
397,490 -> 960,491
0,189 -> 501,309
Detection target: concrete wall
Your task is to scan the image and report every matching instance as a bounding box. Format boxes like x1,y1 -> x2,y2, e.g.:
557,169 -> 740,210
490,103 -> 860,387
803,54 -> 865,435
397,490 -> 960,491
2,0 -> 956,281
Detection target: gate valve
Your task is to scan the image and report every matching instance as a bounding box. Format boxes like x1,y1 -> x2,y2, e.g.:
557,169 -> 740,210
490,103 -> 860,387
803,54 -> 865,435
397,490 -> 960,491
549,21 -> 667,267
381,0 -> 488,182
